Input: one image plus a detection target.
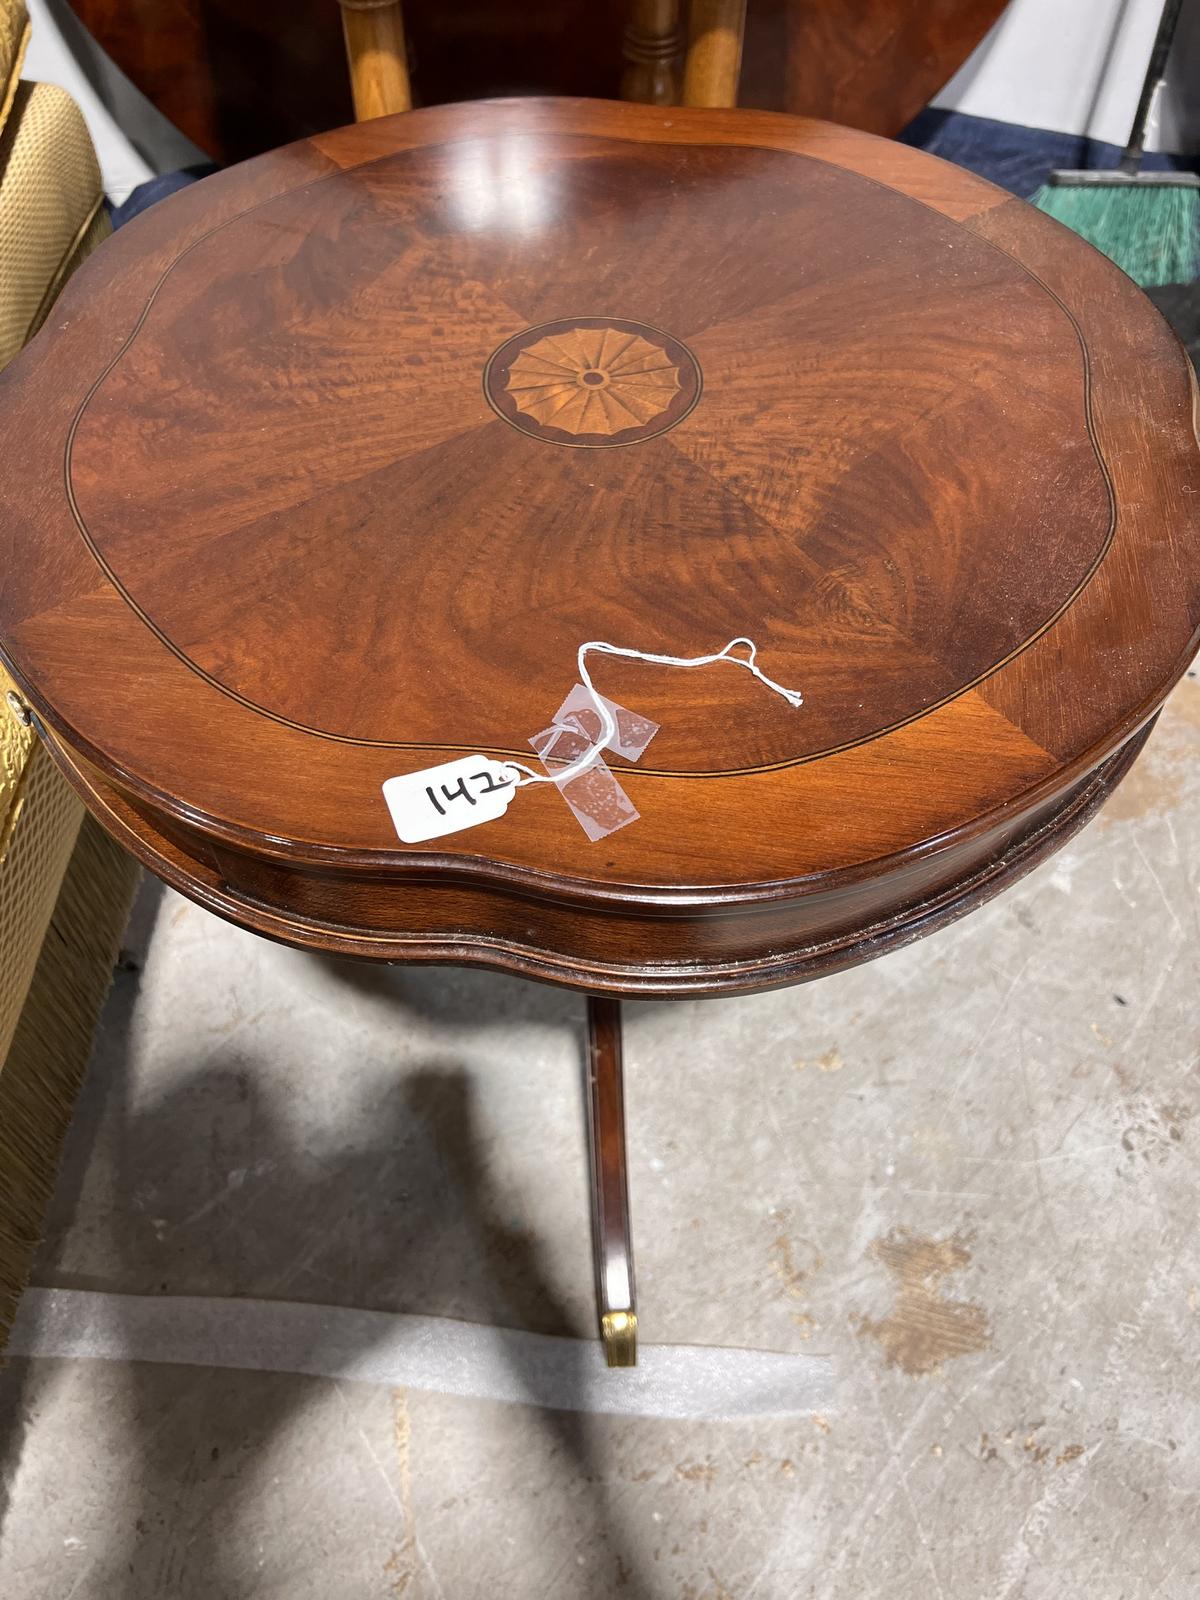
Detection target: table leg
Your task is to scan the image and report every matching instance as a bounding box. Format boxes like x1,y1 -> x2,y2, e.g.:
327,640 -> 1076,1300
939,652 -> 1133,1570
338,0 -> 412,121
621,0 -> 682,105
585,995 -> 637,1367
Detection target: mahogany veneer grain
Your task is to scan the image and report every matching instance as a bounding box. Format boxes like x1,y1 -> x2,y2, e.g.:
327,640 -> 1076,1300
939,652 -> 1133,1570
1,100 -> 1196,997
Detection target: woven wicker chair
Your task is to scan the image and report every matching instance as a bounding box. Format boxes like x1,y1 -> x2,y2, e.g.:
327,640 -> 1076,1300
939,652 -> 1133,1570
0,0 -> 140,1354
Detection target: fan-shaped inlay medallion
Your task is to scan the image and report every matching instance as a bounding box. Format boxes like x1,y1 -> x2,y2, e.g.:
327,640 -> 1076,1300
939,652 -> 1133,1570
484,317 -> 702,446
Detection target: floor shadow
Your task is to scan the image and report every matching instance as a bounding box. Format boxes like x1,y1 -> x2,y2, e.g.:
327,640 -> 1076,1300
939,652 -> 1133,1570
316,949 -> 597,1030
0,887 -> 661,1597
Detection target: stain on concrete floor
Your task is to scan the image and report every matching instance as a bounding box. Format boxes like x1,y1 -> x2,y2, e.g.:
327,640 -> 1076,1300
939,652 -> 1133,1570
854,1228 -> 991,1376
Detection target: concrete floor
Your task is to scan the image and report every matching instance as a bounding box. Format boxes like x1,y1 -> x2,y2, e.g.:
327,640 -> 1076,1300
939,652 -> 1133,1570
0,671 -> 1197,1598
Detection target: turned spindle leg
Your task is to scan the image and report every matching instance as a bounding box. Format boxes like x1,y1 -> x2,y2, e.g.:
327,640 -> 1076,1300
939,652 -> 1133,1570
586,995 -> 637,1367
621,0 -> 682,105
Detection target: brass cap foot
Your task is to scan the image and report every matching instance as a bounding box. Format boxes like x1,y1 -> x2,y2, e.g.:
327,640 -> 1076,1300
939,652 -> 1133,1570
601,1310 -> 638,1367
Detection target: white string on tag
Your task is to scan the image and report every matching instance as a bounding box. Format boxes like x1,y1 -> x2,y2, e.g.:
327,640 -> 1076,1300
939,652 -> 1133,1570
503,637 -> 804,790
381,637 -> 803,846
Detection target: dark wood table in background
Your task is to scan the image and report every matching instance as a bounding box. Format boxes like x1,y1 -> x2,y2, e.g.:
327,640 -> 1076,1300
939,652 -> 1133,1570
1,100 -> 1196,1364
65,0 -> 1008,164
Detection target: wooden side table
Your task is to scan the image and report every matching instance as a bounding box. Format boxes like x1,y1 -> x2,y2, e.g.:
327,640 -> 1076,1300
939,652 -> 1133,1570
1,100 -> 1197,1365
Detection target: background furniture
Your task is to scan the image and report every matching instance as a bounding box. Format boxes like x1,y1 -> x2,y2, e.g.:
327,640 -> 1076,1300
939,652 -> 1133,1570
63,0 -> 1008,165
0,0 -> 139,1354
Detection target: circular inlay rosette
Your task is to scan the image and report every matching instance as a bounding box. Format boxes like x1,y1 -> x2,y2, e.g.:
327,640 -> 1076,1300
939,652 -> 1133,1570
483,317 -> 702,447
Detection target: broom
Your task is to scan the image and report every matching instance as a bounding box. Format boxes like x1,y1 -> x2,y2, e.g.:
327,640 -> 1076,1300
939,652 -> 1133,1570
1032,0 -> 1199,287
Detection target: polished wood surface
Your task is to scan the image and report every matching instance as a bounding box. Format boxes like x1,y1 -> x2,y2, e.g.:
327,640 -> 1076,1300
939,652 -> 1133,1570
782,0 -> 1007,134
65,0 -> 353,165
1,100 -> 1196,996
586,996 -> 636,1365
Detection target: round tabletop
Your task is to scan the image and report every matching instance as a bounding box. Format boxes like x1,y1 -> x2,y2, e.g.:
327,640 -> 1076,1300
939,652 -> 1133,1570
1,99 -> 1197,995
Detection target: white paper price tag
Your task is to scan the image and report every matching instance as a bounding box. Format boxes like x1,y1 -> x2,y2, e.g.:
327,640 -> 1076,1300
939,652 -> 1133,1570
382,756 -> 518,843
